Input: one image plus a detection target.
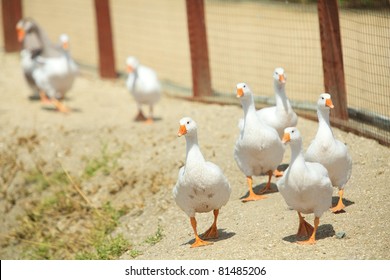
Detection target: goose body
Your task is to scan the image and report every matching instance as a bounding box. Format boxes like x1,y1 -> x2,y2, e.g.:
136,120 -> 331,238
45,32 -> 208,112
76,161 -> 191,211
32,55 -> 77,100
32,34 -> 77,102
277,127 -> 333,244
17,18 -> 74,112
305,93 -> 352,212
173,117 -> 231,247
256,67 -> 298,139
126,56 -> 161,122
234,83 -> 284,201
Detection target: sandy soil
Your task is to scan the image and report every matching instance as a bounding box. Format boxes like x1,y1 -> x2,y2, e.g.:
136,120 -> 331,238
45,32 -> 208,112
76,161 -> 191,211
0,51 -> 389,260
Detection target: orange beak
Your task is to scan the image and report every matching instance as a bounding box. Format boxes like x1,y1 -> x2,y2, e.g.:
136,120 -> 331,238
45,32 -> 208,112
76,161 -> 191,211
62,42 -> 69,50
279,74 -> 286,84
178,125 -> 187,137
126,65 -> 134,73
326,98 -> 334,108
282,133 -> 290,144
236,88 -> 244,98
17,28 -> 25,42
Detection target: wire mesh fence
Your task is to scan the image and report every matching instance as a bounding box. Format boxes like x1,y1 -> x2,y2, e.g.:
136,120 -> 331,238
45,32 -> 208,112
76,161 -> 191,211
205,0 -> 324,108
339,6 -> 390,143
1,0 -> 389,145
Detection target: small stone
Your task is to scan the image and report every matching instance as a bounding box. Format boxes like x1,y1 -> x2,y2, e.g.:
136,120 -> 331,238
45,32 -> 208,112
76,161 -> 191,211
336,231 -> 346,239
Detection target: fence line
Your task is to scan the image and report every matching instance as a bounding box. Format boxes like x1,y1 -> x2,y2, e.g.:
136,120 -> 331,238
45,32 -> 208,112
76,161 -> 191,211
1,0 -> 389,146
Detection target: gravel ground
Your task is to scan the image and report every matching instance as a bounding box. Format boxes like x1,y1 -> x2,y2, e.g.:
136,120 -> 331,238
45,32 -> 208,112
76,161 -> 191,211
0,51 -> 389,260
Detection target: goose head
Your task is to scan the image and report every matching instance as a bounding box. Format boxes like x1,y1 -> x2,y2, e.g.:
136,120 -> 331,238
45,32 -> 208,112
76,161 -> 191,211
236,82 -> 253,99
16,18 -> 37,42
282,127 -> 302,144
126,56 -> 139,73
178,117 -> 197,137
317,93 -> 334,111
59,34 -> 70,50
273,67 -> 286,85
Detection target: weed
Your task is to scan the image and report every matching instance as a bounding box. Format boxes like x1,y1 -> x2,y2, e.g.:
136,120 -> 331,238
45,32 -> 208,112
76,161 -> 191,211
25,169 -> 68,191
144,225 -> 164,245
76,234 -> 130,260
128,249 -> 142,259
14,175 -> 130,259
83,142 -> 121,178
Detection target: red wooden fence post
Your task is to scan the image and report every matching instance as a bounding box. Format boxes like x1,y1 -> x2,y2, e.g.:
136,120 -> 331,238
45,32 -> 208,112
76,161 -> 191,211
318,0 -> 348,120
94,0 -> 116,78
186,0 -> 212,97
1,0 -> 22,52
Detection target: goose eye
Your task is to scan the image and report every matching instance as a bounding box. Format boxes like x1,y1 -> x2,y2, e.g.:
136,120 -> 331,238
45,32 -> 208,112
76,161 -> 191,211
243,85 -> 246,88
291,130 -> 295,133
321,97 -> 324,100
187,121 -> 190,125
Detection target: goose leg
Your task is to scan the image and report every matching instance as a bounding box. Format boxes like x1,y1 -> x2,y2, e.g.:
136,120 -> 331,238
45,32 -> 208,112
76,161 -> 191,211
330,189 -> 345,213
145,105 -> 154,124
297,212 -> 314,237
39,91 -> 51,105
134,104 -> 147,122
258,171 -> 273,194
52,98 -> 69,113
190,217 -> 212,248
242,176 -> 267,202
202,209 -> 219,240
297,217 -> 319,245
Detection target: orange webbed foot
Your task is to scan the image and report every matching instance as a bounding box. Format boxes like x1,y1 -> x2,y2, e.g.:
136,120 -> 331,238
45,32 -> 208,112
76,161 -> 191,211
296,237 -> 316,245
191,236 -> 213,248
242,192 -> 267,202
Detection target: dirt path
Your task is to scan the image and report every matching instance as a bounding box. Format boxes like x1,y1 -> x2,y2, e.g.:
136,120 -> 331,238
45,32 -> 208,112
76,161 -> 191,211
0,51 -> 389,260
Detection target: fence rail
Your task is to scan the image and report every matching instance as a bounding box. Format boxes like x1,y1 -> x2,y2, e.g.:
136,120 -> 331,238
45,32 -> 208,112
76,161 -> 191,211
1,0 -> 389,146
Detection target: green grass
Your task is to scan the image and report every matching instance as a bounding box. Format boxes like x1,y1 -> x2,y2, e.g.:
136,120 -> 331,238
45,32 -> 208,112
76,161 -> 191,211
76,234 -> 130,260
6,140 -> 134,260
25,168 -> 68,191
15,166 -> 131,260
83,142 -> 121,178
144,225 -> 164,245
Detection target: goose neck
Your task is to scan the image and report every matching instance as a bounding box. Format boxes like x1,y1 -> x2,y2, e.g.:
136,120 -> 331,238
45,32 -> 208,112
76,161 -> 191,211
289,140 -> 306,168
241,95 -> 257,118
185,134 -> 205,166
317,108 -> 334,138
274,83 -> 290,111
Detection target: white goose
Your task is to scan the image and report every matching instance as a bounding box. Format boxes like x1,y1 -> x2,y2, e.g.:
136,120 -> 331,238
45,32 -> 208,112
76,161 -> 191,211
173,117 -> 231,248
32,49 -> 77,112
234,83 -> 284,202
126,56 -> 161,123
256,67 -> 298,138
305,93 -> 352,213
55,34 -> 79,100
277,127 -> 333,244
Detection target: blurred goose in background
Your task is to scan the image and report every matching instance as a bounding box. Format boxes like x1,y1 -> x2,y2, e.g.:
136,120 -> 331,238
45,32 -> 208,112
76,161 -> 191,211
32,34 -> 78,113
305,93 -> 352,213
173,117 -> 231,248
55,34 -> 79,100
16,18 -> 45,99
256,67 -> 298,177
234,83 -> 284,202
17,18 -> 75,112
126,56 -> 161,123
277,127 -> 333,244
